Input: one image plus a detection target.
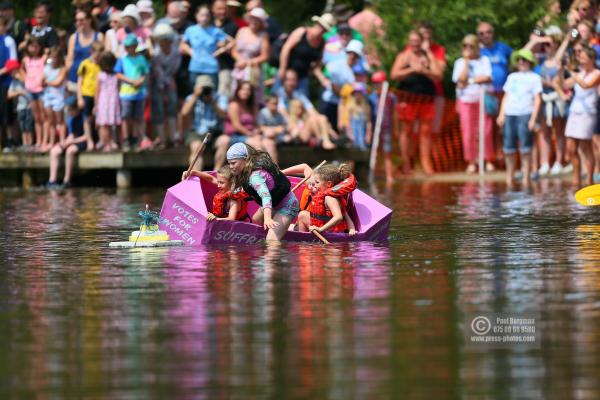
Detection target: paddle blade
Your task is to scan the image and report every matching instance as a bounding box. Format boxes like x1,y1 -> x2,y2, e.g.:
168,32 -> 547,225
575,184 -> 600,206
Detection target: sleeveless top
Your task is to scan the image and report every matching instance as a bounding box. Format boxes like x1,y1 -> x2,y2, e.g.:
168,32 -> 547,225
236,29 -> 264,60
397,71 -> 436,97
570,71 -> 598,115
44,63 -> 65,97
224,103 -> 256,135
288,30 -> 324,79
68,31 -> 99,82
24,56 -> 45,93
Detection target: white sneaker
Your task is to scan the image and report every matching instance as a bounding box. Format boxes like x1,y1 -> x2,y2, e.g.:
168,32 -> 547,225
538,164 -> 550,176
562,164 -> 574,174
550,162 -> 562,175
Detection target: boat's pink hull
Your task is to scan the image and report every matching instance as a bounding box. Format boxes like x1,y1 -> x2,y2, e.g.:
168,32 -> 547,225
159,175 -> 392,245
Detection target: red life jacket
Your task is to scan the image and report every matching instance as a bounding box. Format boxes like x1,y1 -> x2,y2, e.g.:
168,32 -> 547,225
212,190 -> 250,221
300,174 -> 357,211
310,191 -> 348,233
300,187 -> 312,211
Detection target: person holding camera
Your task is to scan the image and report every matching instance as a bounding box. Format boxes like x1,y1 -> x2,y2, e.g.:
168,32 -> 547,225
557,42 -> 600,188
181,75 -> 226,170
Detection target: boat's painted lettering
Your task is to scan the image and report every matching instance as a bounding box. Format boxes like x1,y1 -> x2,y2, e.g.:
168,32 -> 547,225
171,202 -> 199,224
214,230 -> 258,244
181,232 -> 196,245
173,215 -> 191,230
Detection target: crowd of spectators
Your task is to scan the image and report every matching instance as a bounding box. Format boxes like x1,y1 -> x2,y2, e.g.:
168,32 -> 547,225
1,0 -> 600,188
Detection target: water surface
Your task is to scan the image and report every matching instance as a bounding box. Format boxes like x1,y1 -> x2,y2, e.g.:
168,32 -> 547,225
1,181 -> 599,399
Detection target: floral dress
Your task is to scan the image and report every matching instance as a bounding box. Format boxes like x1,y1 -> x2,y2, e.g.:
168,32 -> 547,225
96,71 -> 121,126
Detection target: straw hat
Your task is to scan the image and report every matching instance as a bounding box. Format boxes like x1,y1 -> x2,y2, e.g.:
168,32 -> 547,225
311,13 -> 336,32
226,1 -> 242,7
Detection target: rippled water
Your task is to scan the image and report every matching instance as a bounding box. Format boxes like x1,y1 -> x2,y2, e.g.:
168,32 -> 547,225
1,181 -> 600,399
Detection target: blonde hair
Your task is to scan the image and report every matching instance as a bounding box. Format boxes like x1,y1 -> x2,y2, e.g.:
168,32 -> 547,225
348,92 -> 370,119
288,99 -> 305,127
315,163 -> 351,185
462,34 -> 480,58
217,165 -> 233,181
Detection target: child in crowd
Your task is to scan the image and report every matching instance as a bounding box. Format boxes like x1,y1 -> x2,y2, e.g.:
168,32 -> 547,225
346,82 -> 372,150
257,94 -> 286,163
22,37 -> 46,151
497,48 -> 542,188
298,163 -> 357,235
151,23 -> 181,149
115,33 -> 150,151
7,60 -> 34,150
368,71 -> 397,184
77,41 -> 103,151
48,96 -> 86,188
287,99 -> 337,147
43,47 -> 67,151
181,165 -> 249,221
95,51 -> 121,152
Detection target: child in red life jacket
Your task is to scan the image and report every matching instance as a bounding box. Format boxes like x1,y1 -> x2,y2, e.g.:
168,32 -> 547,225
181,165 -> 249,221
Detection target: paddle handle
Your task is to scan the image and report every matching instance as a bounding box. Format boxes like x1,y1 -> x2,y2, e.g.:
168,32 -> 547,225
368,81 -> 389,183
312,230 -> 330,244
186,133 -> 211,176
291,160 -> 327,192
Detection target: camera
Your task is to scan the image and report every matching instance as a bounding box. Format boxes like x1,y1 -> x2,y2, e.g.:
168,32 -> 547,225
571,28 -> 580,39
201,86 -> 212,97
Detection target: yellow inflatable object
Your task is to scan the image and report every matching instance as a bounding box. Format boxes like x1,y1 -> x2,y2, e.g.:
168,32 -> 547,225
128,225 -> 170,242
575,184 -> 600,206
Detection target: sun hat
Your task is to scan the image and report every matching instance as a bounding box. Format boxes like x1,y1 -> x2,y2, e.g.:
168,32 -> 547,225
195,75 -> 215,89
371,70 -> 387,83
311,13 -> 336,32
152,23 -> 175,40
121,4 -> 141,25
227,143 -> 248,161
345,39 -> 364,57
510,48 -> 537,67
123,33 -> 138,47
353,81 -> 367,95
4,59 -> 19,73
246,7 -> 268,23
136,0 -> 154,14
226,0 -> 242,7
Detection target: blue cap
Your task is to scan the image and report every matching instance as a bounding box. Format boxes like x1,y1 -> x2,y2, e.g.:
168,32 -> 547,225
123,33 -> 138,47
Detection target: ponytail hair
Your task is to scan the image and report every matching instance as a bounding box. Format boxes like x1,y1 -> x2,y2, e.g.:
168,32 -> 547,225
315,162 -> 351,184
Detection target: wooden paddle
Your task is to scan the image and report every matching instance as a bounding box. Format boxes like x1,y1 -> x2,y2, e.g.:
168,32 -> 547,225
312,229 -> 330,244
291,160 -> 326,192
186,133 -> 211,177
575,184 -> 600,206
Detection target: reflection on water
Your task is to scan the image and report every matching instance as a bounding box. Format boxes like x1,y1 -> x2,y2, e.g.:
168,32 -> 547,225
1,183 -> 599,399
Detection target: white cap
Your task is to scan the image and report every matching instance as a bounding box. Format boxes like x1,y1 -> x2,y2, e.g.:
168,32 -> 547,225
247,7 -> 268,23
345,39 -> 364,57
121,4 -> 141,25
152,23 -> 175,40
136,0 -> 154,14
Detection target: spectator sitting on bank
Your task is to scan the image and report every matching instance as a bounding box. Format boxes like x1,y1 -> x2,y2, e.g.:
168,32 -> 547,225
287,99 -> 337,149
48,96 -> 86,189
115,33 -> 150,151
77,41 -> 103,151
215,81 -> 263,169
181,75 -> 226,170
7,60 -> 34,150
150,23 -> 181,149
257,94 -> 286,163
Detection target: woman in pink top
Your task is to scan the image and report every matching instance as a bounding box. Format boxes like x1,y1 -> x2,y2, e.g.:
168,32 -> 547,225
21,37 -> 47,151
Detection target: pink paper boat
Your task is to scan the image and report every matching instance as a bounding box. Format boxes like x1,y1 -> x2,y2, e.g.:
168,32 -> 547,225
159,174 -> 392,244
